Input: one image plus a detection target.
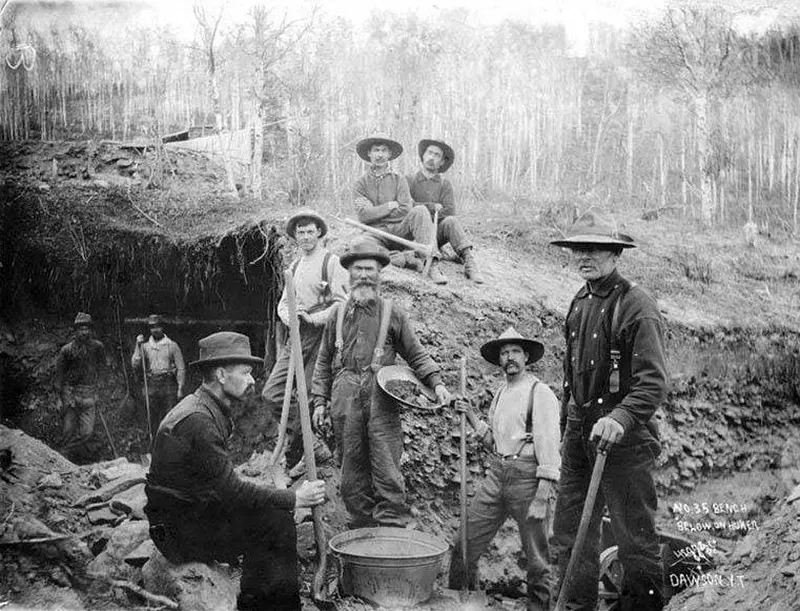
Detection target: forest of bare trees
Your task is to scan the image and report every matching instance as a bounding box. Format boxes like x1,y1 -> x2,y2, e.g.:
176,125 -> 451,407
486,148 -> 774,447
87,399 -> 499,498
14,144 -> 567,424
2,1 -> 800,231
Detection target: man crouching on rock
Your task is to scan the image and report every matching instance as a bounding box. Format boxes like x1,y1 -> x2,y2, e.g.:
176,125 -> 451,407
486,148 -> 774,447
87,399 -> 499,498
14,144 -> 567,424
145,332 -> 326,611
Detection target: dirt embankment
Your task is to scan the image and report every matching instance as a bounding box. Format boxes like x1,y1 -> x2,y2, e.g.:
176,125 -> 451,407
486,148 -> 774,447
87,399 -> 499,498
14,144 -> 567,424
2,139 -> 800,609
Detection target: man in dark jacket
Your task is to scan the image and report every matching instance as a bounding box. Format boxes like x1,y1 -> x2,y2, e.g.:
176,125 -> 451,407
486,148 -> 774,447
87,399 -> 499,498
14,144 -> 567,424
145,332 -> 326,611
407,138 -> 484,283
549,210 -> 668,611
311,238 -> 452,528
55,312 -> 110,463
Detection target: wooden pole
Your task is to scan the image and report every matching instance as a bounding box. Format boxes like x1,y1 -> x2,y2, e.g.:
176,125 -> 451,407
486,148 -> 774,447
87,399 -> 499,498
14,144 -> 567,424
423,209 -> 438,277
334,216 -> 433,256
459,357 -> 468,596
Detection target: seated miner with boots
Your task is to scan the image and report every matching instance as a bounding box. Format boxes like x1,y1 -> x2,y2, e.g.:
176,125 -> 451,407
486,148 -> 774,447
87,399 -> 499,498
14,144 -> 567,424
54,312 -> 111,463
353,135 -> 448,284
311,237 -> 453,529
261,208 -> 347,472
145,331 -> 327,611
449,327 -> 560,611
407,138 -> 484,284
549,210 -> 668,611
131,314 -> 186,443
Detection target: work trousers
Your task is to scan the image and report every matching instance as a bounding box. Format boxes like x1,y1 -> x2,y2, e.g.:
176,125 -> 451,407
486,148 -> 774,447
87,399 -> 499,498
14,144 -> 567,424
437,216 -> 472,254
330,369 -> 410,528
375,206 -> 438,260
147,497 -> 300,611
262,323 -> 324,466
62,385 -> 100,463
449,456 -> 553,611
146,376 -> 178,443
551,418 -> 664,611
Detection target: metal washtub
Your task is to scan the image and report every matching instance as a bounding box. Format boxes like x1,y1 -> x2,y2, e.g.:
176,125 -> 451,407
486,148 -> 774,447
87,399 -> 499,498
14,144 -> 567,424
329,527 -> 449,607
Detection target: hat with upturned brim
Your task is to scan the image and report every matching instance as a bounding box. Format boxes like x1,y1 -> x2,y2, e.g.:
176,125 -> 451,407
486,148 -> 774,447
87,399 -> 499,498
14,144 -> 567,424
147,314 -> 164,327
356,136 -> 403,162
189,332 -> 263,368
285,208 -> 328,239
418,139 -> 455,174
550,209 -> 636,249
74,312 -> 93,327
339,237 -> 391,269
480,327 -> 545,367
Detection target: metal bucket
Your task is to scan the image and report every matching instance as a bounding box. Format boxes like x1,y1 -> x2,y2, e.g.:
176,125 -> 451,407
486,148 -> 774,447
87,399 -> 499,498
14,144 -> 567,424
329,527 -> 448,608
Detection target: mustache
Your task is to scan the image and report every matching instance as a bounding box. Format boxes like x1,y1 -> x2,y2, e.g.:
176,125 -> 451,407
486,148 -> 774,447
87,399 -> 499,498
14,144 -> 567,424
353,278 -> 378,287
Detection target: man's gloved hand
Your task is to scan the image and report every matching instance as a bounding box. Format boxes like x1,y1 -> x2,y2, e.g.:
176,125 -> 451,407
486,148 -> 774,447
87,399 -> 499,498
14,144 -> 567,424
453,397 -> 470,413
589,416 -> 625,452
312,402 -> 328,430
295,479 -> 327,508
136,334 -> 145,345
434,384 -> 452,406
527,479 -> 556,521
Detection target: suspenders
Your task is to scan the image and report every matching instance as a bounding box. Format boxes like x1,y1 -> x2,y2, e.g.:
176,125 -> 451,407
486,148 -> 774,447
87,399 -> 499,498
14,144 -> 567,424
334,298 -> 393,372
490,380 -> 540,458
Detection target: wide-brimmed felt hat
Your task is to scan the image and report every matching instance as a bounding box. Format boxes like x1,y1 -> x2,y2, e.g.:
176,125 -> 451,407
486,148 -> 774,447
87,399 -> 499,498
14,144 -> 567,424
147,314 -> 164,327
339,237 -> 391,269
74,312 -> 92,327
418,139 -> 455,174
550,209 -> 636,249
356,136 -> 403,162
285,208 -> 328,239
189,332 -> 263,368
480,327 -> 545,366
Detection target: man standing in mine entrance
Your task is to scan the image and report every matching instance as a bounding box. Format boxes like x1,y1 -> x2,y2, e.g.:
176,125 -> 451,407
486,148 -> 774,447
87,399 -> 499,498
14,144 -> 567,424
449,327 -> 560,611
132,314 -> 186,443
55,312 -> 110,463
311,237 -> 452,528
262,208 -> 347,470
353,135 -> 448,284
550,210 -> 668,611
145,331 -> 327,611
407,138 -> 485,283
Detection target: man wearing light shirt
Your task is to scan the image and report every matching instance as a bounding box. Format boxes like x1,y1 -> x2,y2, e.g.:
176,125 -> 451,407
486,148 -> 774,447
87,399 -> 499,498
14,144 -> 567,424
449,327 -> 560,611
262,209 -> 348,470
133,314 -> 186,442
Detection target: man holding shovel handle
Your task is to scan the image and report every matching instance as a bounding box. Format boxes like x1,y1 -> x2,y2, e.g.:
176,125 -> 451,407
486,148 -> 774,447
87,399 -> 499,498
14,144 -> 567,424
550,210 -> 668,611
448,327 -> 561,611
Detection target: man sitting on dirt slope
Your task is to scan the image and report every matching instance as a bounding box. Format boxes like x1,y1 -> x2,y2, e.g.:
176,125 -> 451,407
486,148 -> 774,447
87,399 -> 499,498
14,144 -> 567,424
353,134 -> 448,284
132,314 -> 186,443
449,327 -> 560,611
311,237 -> 453,528
55,312 -> 111,463
261,209 -> 348,471
407,138 -> 485,284
550,210 -> 668,611
145,332 -> 327,611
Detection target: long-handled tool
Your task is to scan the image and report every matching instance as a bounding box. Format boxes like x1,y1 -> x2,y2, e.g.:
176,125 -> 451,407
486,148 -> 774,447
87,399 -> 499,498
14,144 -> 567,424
554,447 -> 608,611
422,209 -> 439,277
458,356 -> 469,599
284,270 -> 332,606
137,342 -> 153,448
333,216 -> 433,257
97,407 -> 118,458
269,348 -> 296,467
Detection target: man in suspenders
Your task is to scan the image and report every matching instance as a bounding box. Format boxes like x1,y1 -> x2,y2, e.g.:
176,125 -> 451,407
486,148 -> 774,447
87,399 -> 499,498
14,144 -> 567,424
449,327 -> 561,611
550,210 -> 668,611
311,237 -> 453,529
262,208 -> 348,470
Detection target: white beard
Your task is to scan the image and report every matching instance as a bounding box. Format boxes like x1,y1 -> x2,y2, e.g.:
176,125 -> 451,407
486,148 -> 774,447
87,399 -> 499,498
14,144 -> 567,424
351,284 -> 379,303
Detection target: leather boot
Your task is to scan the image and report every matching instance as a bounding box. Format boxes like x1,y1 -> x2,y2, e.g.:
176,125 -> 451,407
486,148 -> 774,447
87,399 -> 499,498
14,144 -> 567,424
461,248 -> 485,284
428,260 -> 448,285
405,252 -> 424,273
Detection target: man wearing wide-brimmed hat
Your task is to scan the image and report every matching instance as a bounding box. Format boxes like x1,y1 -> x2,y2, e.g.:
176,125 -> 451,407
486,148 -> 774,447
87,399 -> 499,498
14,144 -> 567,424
55,312 -> 110,463
549,209 -> 668,611
132,313 -> 186,441
145,331 -> 327,611
354,135 -> 448,284
448,327 -> 560,611
407,138 -> 484,283
311,237 -> 453,528
262,208 -> 347,471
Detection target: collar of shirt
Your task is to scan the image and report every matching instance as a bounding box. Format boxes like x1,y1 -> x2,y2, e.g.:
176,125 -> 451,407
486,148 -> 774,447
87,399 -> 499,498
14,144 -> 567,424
148,335 -> 170,348
576,268 -> 623,299
196,386 -> 234,437
415,169 -> 441,183
369,166 -> 393,180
